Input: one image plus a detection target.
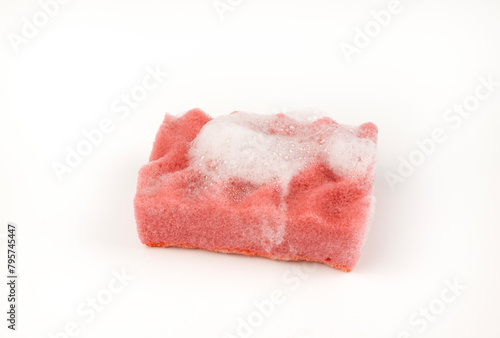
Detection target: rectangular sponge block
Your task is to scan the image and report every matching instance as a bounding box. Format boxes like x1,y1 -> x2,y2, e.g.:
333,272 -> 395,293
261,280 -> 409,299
134,108 -> 378,272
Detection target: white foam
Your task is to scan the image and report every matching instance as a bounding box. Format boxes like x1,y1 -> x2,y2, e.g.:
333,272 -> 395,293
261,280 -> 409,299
261,219 -> 286,252
324,127 -> 377,178
188,112 -> 376,189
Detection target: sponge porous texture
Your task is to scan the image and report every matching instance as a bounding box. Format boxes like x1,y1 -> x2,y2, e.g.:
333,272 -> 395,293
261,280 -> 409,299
134,108 -> 378,271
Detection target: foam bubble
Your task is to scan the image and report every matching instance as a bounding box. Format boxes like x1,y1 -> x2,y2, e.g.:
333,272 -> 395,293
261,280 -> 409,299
324,127 -> 376,177
188,112 -> 376,190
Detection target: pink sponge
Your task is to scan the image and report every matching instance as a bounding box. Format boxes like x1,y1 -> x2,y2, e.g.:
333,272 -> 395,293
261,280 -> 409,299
134,108 -> 378,272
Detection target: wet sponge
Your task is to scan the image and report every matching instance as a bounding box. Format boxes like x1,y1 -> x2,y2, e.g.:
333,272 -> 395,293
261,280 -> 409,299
134,108 -> 378,272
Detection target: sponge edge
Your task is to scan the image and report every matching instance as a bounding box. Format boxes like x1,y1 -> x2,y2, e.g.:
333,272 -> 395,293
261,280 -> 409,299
134,108 -> 378,272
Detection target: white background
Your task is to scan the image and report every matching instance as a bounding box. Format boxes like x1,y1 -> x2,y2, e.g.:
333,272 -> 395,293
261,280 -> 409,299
1,0 -> 500,337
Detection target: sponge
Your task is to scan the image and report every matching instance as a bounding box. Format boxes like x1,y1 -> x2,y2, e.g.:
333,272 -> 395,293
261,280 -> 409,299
134,108 -> 378,271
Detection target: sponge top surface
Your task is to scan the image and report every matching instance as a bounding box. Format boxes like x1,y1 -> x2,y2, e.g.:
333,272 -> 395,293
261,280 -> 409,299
188,111 -> 377,190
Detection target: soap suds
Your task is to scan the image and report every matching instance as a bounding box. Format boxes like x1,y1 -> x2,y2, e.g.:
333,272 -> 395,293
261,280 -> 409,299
188,112 -> 375,190
261,219 -> 286,253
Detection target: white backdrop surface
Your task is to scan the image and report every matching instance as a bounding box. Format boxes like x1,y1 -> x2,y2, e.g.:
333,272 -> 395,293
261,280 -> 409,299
1,1 -> 500,337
